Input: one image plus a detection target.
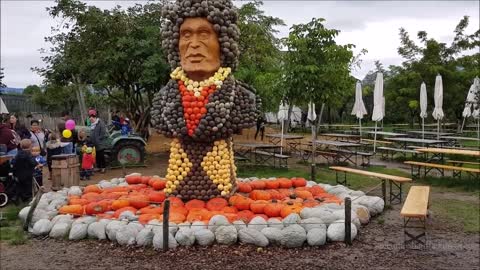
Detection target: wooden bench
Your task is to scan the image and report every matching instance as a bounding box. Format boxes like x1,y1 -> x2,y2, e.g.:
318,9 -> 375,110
401,186 -> 430,248
377,146 -> 419,159
255,150 -> 290,168
301,147 -> 338,164
404,161 -> 480,179
361,139 -> 393,145
234,155 -> 249,163
329,166 -> 412,205
446,160 -> 480,166
335,149 -> 374,167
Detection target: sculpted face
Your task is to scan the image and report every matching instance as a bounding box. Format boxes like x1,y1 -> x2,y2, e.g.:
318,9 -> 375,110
179,17 -> 220,81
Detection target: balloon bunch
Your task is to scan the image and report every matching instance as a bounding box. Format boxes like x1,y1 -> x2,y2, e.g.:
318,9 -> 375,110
62,119 -> 76,139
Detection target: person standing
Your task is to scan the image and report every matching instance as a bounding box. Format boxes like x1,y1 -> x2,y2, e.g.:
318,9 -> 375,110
13,139 -> 37,202
57,111 -> 77,154
88,109 -> 108,173
0,117 -> 19,156
9,114 -> 30,140
30,119 -> 47,156
255,115 -> 266,141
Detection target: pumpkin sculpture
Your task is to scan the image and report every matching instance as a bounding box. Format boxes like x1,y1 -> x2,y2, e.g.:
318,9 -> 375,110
151,0 -> 260,201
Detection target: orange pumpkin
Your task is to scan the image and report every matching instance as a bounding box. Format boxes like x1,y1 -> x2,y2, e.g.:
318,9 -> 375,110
152,180 -> 167,191
59,204 -> 84,216
294,190 -> 313,200
267,190 -> 284,200
127,195 -> 150,209
111,199 -> 130,210
250,180 -> 266,190
265,180 -> 280,189
186,208 -> 209,222
167,197 -> 185,207
263,202 -> 283,217
222,206 -> 238,214
278,178 -> 293,189
250,200 -> 268,214
303,199 -> 321,208
229,195 -> 251,211
223,213 -> 239,223
206,198 -> 228,211
309,185 -> 326,196
140,176 -> 151,185
139,205 -> 164,215
249,190 -> 272,201
292,177 -> 307,187
148,191 -> 166,203
103,186 -> 129,193
237,182 -> 252,193
236,210 -> 254,223
159,212 -> 185,223
170,206 -> 188,217
85,202 -> 107,215
138,214 -> 160,224
69,198 -> 89,206
126,175 -> 142,185
280,204 -> 303,218
82,192 -> 104,202
185,199 -> 206,210
84,185 -> 102,194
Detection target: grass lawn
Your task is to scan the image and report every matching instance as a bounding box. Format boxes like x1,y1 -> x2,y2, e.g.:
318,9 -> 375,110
431,198 -> 480,233
0,204 -> 28,245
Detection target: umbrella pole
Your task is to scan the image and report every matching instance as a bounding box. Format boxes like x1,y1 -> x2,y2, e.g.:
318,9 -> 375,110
437,119 -> 440,140
359,118 -> 362,138
422,118 -> 425,147
280,120 -> 284,155
373,122 -> 378,153
460,117 -> 466,133
311,122 -> 316,182
477,118 -> 479,149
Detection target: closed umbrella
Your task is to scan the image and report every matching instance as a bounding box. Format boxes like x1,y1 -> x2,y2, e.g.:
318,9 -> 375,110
432,74 -> 444,139
461,77 -> 479,132
351,81 -> 367,137
371,73 -> 384,152
277,101 -> 289,155
0,97 -> 8,114
419,82 -> 428,144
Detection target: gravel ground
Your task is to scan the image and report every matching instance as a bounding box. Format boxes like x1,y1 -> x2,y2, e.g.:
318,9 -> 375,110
1,205 -> 478,270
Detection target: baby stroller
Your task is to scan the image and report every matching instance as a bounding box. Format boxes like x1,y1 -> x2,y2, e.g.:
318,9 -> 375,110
0,160 -> 17,207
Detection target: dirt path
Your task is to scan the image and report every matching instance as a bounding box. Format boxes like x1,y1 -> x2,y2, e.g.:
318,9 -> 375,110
1,205 -> 478,270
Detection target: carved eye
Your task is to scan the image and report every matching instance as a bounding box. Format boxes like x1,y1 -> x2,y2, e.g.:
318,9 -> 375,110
199,30 -> 210,39
182,31 -> 192,39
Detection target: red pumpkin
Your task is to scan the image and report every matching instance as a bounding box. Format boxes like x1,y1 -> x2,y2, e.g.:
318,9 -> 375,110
222,206 -> 238,213
249,190 -> 272,201
250,180 -> 266,190
138,205 -> 163,215
167,197 -> 185,207
85,202 -> 107,215
206,198 -> 228,211
265,180 -> 280,189
152,180 -> 167,190
229,195 -> 252,211
138,214 -> 160,224
237,182 -> 253,193
127,195 -> 149,209
236,210 -> 255,223
278,178 -> 293,189
126,174 -> 142,185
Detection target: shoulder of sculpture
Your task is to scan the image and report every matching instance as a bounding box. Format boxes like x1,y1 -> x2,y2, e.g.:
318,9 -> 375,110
234,79 -> 256,94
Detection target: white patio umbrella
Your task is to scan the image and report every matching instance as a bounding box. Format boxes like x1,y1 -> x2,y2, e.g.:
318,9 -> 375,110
381,96 -> 386,129
277,101 -> 289,155
351,81 -> 367,138
419,82 -> 428,145
371,73 -> 384,152
0,97 -> 8,114
461,77 -> 479,132
432,74 -> 444,139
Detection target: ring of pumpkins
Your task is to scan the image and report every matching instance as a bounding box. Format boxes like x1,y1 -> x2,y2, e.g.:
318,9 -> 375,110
59,175 -> 342,225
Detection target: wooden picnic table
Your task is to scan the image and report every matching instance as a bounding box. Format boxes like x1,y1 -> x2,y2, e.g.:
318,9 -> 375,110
386,137 -> 446,150
265,134 -> 304,153
406,130 -> 455,137
440,136 -> 480,142
319,133 -> 360,142
367,131 -> 405,137
312,140 -> 368,166
234,142 -> 282,165
415,147 -> 480,157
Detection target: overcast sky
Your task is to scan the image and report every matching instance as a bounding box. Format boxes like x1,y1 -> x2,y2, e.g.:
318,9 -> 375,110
1,0 -> 478,88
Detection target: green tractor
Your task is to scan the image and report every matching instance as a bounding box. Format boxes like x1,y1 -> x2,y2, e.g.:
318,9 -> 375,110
77,125 -> 147,167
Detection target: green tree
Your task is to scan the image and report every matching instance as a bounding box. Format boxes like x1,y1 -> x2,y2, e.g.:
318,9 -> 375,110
282,18 -> 360,127
23,85 -> 42,95
35,0 -> 170,132
385,16 -> 479,125
235,1 -> 285,112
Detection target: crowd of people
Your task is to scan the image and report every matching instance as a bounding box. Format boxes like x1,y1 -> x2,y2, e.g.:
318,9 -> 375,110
0,109 -> 111,203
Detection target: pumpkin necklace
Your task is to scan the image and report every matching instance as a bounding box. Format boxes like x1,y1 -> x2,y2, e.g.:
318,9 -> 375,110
170,67 -> 232,136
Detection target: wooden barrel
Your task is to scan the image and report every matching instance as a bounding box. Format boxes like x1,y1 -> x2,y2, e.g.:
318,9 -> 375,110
51,154 -> 80,190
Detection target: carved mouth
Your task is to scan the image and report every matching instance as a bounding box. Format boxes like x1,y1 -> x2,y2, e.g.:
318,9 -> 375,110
187,54 -> 205,62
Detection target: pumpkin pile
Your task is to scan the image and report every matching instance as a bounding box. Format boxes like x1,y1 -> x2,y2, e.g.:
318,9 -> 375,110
19,173 -> 387,248
58,175 -> 342,225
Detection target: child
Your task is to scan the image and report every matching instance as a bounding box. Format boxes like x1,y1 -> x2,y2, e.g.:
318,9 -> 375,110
121,118 -> 132,136
31,146 -> 46,187
46,133 -> 63,174
81,147 -> 95,180
13,139 -> 36,202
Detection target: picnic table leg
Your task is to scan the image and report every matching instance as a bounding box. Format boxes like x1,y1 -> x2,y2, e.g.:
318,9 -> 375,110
389,181 -> 403,205
381,180 -> 387,205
